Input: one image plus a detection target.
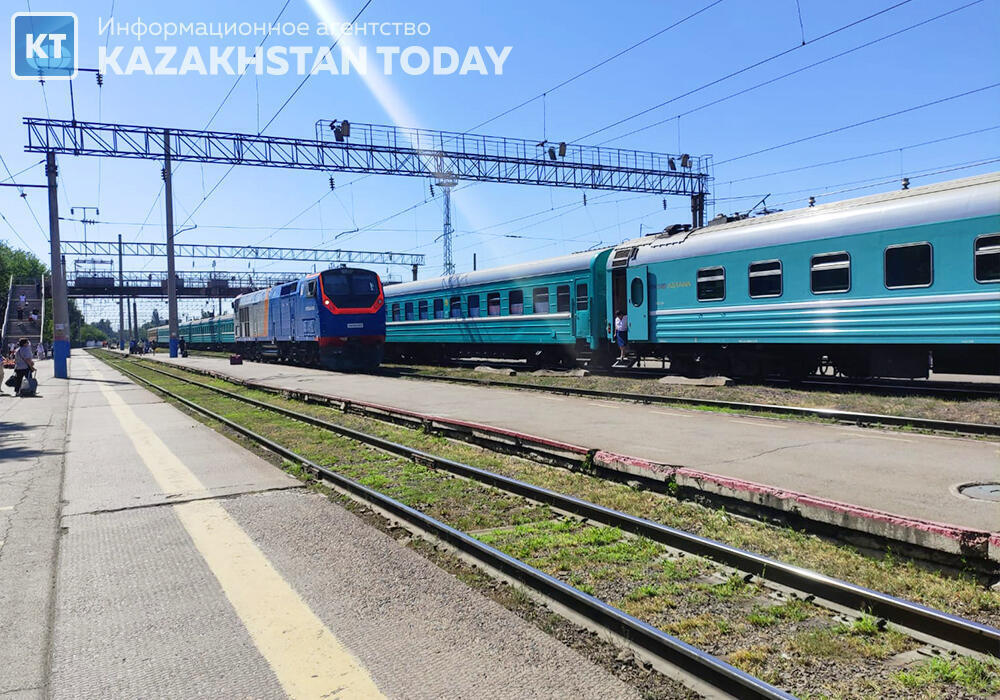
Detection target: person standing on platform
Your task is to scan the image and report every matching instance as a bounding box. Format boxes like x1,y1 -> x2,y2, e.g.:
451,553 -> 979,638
12,338 -> 34,395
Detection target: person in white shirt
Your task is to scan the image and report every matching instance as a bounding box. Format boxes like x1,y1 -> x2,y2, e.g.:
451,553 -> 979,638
12,338 -> 34,395
613,310 -> 628,362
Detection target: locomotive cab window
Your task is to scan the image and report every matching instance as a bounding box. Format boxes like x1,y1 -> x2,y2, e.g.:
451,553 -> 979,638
749,260 -> 782,298
321,269 -> 380,307
433,298 -> 445,319
487,292 -> 501,316
557,285 -> 571,313
811,252 -> 850,294
509,289 -> 524,314
450,296 -> 462,318
468,295 -> 481,317
576,283 -> 589,311
303,280 -> 316,297
885,242 -> 932,289
696,267 -> 725,301
404,302 -> 414,321
391,303 -> 400,322
418,300 -> 429,320
975,233 -> 1000,283
532,287 -> 549,314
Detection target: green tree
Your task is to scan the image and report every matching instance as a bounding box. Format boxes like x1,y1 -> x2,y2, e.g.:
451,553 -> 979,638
78,324 -> 108,343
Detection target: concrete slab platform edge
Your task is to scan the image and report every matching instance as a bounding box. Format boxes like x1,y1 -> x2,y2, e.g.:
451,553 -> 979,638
138,354 -> 1000,564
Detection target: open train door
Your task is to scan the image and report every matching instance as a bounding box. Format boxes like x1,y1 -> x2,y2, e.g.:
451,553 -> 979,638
626,265 -> 649,341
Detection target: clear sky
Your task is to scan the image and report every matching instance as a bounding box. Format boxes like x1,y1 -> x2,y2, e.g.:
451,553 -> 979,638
2,0 -> 998,323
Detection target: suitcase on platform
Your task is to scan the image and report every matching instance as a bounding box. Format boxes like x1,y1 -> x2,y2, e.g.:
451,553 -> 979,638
18,373 -> 37,397
229,354 -> 243,365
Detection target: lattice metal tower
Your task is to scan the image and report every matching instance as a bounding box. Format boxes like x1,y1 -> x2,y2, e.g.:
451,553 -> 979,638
437,177 -> 457,275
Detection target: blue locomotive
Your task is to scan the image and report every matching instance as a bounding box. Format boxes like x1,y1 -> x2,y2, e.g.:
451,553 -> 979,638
233,267 -> 386,370
384,172 -> 1000,378
151,267 -> 386,371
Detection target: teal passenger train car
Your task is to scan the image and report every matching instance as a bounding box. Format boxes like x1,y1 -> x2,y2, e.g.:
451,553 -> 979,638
610,172 -> 1000,378
150,314 -> 235,349
385,173 -> 1000,378
384,250 -> 613,365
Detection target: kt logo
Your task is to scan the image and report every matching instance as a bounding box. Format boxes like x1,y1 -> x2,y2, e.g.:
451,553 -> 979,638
11,12 -> 77,80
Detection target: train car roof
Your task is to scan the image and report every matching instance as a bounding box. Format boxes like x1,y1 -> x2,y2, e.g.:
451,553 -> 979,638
616,172 -> 1000,267
385,249 -> 606,298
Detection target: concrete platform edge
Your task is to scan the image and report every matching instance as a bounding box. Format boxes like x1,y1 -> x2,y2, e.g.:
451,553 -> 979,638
138,354 -> 1000,566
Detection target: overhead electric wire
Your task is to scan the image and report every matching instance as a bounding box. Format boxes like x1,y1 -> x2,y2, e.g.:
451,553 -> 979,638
177,0 -> 376,231
719,124 -> 1000,185
598,0 -> 986,145
714,82 -> 1000,166
0,208 -> 38,250
203,0 -> 293,130
0,152 -> 47,241
573,0 -> 917,143
464,0 -> 727,134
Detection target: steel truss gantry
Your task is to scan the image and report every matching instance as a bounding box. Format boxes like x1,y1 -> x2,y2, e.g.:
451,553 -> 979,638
59,240 -> 424,266
25,118 -> 712,197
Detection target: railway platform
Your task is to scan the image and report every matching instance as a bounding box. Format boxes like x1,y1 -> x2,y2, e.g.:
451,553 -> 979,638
149,355 -> 999,538
0,354 -> 639,699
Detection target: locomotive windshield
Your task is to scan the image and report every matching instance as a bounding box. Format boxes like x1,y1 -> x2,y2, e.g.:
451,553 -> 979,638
320,268 -> 380,308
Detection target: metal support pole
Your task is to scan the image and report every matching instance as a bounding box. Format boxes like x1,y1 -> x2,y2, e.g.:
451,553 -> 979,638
127,296 -> 133,341
442,183 -> 455,275
411,264 -> 418,281
163,130 -> 179,358
132,298 -> 138,341
473,253 -> 477,271
117,233 -> 125,349
45,151 -> 69,378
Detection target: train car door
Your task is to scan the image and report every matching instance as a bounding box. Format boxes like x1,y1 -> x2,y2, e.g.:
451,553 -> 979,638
626,265 -> 649,341
573,279 -> 590,340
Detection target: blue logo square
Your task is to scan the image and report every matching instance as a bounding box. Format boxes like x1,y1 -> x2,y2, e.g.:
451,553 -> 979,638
11,12 -> 77,80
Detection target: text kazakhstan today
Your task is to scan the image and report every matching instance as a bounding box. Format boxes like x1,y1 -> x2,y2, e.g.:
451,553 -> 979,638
99,44 -> 513,77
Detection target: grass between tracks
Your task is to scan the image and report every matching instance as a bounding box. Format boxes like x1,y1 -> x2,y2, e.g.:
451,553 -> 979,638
383,363 -> 1000,429
96,351 -> 1000,698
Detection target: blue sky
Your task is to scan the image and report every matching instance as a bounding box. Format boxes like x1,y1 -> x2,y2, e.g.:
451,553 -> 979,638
2,0 -> 998,322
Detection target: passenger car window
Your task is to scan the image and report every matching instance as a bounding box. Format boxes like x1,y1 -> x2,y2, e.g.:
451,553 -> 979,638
418,300 -> 429,320
468,295 -> 481,317
487,292 -> 501,316
696,267 -> 725,301
576,283 -> 588,311
975,234 -> 1000,283
811,252 -> 850,293
749,260 -> 782,298
556,285 -> 570,312
885,243 -> 932,289
509,289 -> 524,314
391,303 -> 400,322
404,302 -> 414,321
433,298 -> 445,319
532,287 -> 549,313
450,296 -> 462,318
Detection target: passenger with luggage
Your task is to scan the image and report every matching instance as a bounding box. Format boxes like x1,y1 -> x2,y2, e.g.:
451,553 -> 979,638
11,338 -> 36,397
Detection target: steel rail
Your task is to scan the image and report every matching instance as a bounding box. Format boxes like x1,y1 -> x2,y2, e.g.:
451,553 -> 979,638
104,359 -> 793,700
122,357 -> 1000,658
387,371 -> 1000,437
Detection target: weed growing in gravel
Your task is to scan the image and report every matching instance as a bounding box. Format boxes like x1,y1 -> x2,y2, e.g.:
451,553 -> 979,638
893,655 -> 1000,695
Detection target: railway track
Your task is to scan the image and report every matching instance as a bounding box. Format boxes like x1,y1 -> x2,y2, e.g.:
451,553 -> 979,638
412,359 -> 1000,399
97,353 -> 1000,697
382,366 -> 1000,437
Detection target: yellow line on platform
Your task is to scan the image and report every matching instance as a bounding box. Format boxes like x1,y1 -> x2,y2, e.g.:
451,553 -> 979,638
89,360 -> 383,700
